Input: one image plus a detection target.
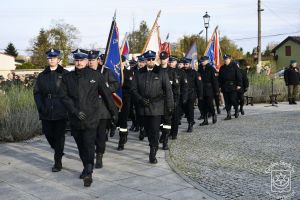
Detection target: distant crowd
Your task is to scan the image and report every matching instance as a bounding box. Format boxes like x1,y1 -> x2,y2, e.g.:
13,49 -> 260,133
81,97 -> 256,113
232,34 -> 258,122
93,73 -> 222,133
0,72 -> 39,92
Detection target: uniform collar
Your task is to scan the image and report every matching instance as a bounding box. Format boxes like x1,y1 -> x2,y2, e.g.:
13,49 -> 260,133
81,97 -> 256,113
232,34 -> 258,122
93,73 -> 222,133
44,64 -> 64,74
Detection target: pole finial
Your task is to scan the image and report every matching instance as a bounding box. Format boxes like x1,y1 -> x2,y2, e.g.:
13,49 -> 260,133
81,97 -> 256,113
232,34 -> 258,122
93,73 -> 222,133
113,10 -> 117,20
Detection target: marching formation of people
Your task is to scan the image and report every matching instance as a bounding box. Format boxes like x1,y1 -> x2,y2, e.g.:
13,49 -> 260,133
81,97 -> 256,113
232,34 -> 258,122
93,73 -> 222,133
0,72 -> 37,92
32,48 -> 299,187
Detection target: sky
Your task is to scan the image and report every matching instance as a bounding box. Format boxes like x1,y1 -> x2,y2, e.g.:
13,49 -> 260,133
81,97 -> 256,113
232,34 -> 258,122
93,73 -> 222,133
0,0 -> 299,56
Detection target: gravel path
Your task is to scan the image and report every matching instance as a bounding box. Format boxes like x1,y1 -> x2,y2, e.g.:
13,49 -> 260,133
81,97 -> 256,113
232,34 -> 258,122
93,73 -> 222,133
169,103 -> 300,199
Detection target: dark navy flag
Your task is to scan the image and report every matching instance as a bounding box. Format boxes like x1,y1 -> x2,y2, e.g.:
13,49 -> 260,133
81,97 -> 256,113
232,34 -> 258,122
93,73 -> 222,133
103,15 -> 123,109
186,42 -> 198,70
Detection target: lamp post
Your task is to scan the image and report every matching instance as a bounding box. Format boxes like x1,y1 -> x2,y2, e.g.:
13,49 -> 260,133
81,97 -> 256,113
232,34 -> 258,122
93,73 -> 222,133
203,11 -> 210,46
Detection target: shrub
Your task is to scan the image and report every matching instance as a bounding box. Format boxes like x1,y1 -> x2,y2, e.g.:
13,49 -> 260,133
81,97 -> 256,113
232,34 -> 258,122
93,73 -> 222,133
16,62 -> 36,69
245,74 -> 288,103
0,85 -> 41,142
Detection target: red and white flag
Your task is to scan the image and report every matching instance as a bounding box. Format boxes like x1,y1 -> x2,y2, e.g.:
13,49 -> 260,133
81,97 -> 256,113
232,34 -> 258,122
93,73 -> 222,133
142,11 -> 161,54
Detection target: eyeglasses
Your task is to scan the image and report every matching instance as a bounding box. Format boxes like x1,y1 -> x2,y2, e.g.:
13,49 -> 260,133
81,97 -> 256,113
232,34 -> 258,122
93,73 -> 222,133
146,58 -> 155,61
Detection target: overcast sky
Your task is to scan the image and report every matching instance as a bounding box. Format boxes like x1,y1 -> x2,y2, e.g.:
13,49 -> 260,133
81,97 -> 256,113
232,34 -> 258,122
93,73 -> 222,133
0,0 -> 299,55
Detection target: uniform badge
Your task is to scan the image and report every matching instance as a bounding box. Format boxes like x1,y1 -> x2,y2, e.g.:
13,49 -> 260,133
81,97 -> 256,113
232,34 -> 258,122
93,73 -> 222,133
105,82 -> 109,87
170,81 -> 173,84
154,77 -> 159,80
129,77 -> 133,80
58,75 -> 62,79
90,80 -> 96,83
184,79 -> 188,83
175,79 -> 179,83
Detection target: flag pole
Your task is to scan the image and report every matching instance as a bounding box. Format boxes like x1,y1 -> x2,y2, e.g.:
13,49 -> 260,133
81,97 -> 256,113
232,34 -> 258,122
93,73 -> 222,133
218,29 -> 223,58
142,10 -> 161,53
102,11 -> 117,74
204,26 -> 218,55
120,32 -> 128,56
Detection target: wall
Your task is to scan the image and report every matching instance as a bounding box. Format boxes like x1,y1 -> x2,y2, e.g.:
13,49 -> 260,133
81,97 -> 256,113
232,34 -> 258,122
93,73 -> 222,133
275,40 -> 300,69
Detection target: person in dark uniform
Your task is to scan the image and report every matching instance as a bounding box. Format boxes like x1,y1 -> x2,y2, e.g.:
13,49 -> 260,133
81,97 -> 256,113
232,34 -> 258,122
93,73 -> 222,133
132,50 -> 174,163
128,59 -> 139,132
117,56 -> 134,151
158,51 -> 177,150
198,56 -> 219,125
33,49 -> 68,172
60,49 -> 117,187
177,59 -> 188,126
213,68 -> 221,114
183,58 -> 203,132
235,61 -> 249,115
133,55 -> 147,140
178,59 -> 184,69
169,56 -> 188,140
99,53 -> 118,137
284,60 -> 299,104
218,55 -> 242,120
87,50 -> 119,169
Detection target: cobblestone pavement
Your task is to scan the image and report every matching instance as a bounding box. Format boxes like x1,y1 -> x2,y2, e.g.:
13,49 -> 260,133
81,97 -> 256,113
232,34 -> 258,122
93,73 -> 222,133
0,125 -> 215,200
169,102 -> 300,199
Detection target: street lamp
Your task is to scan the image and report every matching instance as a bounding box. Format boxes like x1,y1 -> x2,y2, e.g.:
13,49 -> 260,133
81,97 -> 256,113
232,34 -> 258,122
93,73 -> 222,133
203,11 -> 210,46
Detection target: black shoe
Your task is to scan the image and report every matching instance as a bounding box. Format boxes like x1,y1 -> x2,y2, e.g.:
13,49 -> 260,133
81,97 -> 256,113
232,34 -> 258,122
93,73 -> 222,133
95,153 -> 103,169
171,135 -> 177,140
234,111 -> 239,118
199,120 -> 208,126
123,132 -> 128,144
149,147 -> 158,164
162,143 -> 169,150
292,98 -> 297,104
52,164 -> 62,172
199,115 -> 208,126
83,174 -> 93,187
224,112 -> 231,120
117,145 -> 124,151
212,114 -> 217,124
240,108 -> 245,115
288,98 -> 293,105
162,130 -> 170,150
110,128 -> 116,137
139,129 -> 145,141
105,133 -> 108,142
52,155 -> 62,172
79,169 -> 87,179
217,107 -> 221,114
159,132 -> 166,143
129,125 -> 135,131
117,132 -> 125,150
187,123 -> 193,132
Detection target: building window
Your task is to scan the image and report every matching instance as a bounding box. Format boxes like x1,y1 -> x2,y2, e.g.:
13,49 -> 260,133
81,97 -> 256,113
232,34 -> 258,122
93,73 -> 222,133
285,46 -> 291,56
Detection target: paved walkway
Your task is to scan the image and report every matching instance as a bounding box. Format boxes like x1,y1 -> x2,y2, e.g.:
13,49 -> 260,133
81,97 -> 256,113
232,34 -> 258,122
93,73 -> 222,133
0,124 -> 215,199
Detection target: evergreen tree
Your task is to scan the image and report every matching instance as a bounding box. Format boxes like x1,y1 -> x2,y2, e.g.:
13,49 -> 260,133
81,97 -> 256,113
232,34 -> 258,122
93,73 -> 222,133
31,29 -> 51,67
4,43 -> 18,57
